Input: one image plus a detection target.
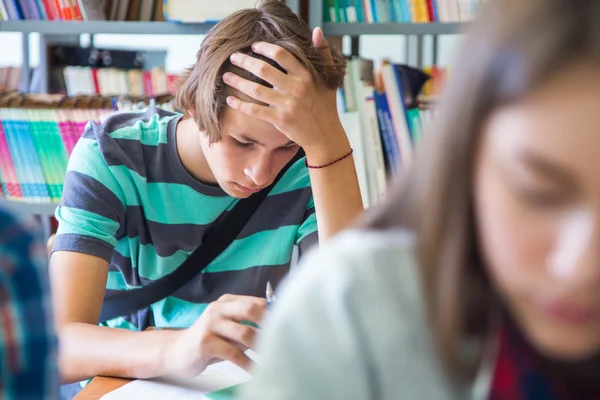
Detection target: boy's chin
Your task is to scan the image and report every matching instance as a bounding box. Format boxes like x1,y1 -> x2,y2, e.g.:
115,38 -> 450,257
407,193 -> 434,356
223,183 -> 253,199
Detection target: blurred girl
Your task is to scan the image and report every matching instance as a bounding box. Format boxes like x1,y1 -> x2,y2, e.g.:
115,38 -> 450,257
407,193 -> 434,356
243,0 -> 600,398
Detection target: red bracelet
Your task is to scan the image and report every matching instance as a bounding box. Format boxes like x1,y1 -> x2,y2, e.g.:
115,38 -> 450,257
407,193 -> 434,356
305,149 -> 354,169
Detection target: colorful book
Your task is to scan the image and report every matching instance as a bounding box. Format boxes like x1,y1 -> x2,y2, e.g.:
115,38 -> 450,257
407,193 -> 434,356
4,0 -> 24,19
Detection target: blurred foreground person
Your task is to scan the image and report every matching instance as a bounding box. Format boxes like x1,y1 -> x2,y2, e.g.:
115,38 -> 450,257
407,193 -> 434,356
243,0 -> 600,398
0,206 -> 57,399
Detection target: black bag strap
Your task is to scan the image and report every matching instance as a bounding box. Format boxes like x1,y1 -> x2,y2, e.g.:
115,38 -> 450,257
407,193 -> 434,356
99,150 -> 304,323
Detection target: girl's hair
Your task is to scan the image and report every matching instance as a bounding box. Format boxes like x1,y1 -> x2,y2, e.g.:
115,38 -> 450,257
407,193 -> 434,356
176,0 -> 346,143
364,0 -> 600,382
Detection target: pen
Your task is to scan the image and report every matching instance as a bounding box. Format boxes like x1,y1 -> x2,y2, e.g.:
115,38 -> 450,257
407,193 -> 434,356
266,281 -> 276,308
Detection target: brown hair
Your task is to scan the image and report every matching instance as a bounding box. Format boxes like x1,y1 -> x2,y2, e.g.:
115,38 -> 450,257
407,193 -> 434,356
176,0 -> 346,143
365,0 -> 600,384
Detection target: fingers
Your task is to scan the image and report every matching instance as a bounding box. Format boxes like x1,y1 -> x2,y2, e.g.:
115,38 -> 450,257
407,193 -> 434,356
226,95 -> 278,125
249,42 -> 305,76
209,319 -> 257,350
208,295 -> 267,325
229,52 -> 289,89
223,72 -> 285,106
206,337 -> 253,372
312,27 -> 334,66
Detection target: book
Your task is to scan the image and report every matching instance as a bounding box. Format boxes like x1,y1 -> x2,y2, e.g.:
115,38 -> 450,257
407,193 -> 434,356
152,0 -> 164,21
126,0 -> 140,20
138,0 -> 153,21
163,0 -> 257,23
4,0 -> 24,19
77,0 -> 104,19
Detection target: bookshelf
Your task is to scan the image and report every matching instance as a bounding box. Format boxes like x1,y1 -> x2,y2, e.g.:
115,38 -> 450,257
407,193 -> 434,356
310,0 -> 468,66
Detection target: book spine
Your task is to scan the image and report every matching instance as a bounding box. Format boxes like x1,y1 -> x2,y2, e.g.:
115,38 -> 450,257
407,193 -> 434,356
143,70 -> 153,97
51,0 -> 63,18
0,118 -> 21,198
66,110 -> 78,157
18,110 -> 48,202
40,109 -> 62,202
91,68 -> 100,94
59,0 -> 71,19
362,86 -> 387,204
46,110 -> 69,199
36,110 -> 55,201
373,90 -> 400,173
406,107 -> 424,142
16,0 -> 31,18
0,1 -> 9,20
27,109 -> 54,202
425,0 -> 435,21
41,0 -> 56,18
35,0 -> 47,19
431,0 -> 439,21
55,109 -> 71,157
407,0 -> 417,22
4,0 -> 24,19
70,0 -> 81,20
361,0 -> 372,23
381,65 -> 412,169
5,110 -> 33,200
25,0 -> 41,19
369,0 -> 377,22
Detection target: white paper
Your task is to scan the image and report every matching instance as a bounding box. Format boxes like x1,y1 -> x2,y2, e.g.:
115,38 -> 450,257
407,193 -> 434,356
101,352 -> 256,400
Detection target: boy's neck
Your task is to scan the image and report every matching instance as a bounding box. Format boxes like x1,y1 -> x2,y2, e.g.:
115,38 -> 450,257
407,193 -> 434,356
175,117 -> 218,185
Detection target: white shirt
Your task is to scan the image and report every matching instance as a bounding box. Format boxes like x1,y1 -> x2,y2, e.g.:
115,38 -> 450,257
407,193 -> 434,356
242,229 -> 469,400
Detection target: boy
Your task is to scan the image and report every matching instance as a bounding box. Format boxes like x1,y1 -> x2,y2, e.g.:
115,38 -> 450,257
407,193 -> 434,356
50,0 -> 362,388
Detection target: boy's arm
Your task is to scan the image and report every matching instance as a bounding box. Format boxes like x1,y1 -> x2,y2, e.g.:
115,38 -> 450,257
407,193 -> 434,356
51,251 -> 267,383
49,251 -> 176,383
303,133 -> 362,241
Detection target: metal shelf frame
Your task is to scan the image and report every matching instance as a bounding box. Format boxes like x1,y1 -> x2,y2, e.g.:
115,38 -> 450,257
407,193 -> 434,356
322,22 -> 465,36
0,20 -> 218,35
0,199 -> 57,216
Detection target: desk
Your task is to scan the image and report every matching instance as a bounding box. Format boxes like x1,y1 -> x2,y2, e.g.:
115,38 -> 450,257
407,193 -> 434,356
74,377 -> 132,400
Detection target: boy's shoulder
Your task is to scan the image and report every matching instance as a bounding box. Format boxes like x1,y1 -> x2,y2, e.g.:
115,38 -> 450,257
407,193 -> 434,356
83,106 -> 181,146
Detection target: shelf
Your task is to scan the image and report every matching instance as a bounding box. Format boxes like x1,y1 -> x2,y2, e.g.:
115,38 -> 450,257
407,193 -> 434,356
0,20 -> 217,35
322,22 -> 465,36
0,198 -> 57,216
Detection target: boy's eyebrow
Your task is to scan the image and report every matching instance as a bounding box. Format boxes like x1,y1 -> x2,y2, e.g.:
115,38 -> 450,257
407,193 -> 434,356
238,133 -> 296,147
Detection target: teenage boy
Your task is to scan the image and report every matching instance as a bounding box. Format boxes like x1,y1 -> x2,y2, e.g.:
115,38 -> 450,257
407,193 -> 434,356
50,0 -> 362,387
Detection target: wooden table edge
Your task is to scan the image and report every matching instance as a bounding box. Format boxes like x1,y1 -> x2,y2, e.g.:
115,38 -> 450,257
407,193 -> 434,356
74,376 -> 133,400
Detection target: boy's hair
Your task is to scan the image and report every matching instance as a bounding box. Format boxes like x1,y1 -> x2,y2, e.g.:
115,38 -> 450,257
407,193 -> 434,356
176,0 -> 347,143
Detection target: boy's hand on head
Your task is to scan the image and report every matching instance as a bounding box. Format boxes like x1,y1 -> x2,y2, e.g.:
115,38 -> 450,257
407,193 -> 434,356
223,27 -> 351,165
164,294 -> 266,378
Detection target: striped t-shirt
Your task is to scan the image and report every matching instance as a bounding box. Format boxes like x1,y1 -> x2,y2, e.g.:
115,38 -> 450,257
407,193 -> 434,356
52,107 -> 318,331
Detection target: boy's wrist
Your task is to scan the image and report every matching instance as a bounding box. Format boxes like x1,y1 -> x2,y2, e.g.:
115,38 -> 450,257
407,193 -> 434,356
157,328 -> 185,376
303,131 -> 352,168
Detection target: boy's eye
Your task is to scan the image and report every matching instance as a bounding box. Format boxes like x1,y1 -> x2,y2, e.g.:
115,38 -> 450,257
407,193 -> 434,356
278,145 -> 298,152
233,138 -> 253,148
